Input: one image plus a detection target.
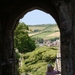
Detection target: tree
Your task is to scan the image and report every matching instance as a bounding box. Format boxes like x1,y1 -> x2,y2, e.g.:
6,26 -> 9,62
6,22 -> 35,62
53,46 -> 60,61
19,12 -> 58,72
14,22 -> 36,53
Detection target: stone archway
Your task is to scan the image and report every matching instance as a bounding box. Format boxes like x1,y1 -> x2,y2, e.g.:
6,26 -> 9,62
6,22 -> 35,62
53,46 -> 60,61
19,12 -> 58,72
0,0 -> 74,75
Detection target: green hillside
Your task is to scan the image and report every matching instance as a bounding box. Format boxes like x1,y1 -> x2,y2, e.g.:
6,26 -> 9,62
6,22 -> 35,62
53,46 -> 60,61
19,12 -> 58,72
28,24 -> 60,40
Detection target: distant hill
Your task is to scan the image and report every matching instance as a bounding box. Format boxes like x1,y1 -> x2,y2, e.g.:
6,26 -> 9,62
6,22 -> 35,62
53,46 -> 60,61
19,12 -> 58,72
28,24 -> 60,40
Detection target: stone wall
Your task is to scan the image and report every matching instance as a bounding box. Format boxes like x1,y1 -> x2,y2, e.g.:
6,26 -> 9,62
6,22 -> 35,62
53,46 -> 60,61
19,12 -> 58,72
59,1 -> 73,75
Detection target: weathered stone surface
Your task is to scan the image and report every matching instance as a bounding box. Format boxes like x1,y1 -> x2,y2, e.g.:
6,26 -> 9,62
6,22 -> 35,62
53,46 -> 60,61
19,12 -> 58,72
0,0 -> 75,75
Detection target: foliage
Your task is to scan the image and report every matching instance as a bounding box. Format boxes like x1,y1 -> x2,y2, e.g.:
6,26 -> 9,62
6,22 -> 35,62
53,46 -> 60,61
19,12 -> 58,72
34,29 -> 41,32
14,22 -> 36,53
32,37 -> 44,43
18,46 -> 58,75
50,37 -> 59,42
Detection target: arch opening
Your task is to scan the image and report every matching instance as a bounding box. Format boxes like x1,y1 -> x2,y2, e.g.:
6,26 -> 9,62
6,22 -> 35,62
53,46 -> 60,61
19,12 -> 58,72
14,8 -> 61,74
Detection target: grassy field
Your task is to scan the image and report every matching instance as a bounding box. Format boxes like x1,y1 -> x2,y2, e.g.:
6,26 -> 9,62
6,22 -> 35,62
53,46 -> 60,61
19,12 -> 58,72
28,24 -> 60,40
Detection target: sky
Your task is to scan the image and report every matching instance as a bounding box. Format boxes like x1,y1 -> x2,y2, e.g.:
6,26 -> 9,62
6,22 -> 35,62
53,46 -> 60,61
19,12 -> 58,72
20,9 -> 56,25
